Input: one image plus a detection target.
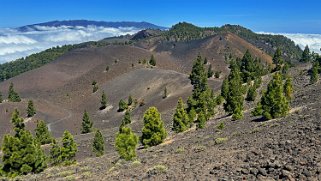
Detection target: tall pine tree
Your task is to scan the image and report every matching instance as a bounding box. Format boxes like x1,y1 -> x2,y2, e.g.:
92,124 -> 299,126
120,110 -> 131,131
141,107 -> 167,147
115,126 -> 138,160
60,130 -> 78,164
128,95 -> 133,106
224,60 -> 244,120
1,110 -> 47,177
252,73 -> 289,120
118,99 -> 128,112
100,91 -> 107,110
284,76 -> 293,101
196,111 -> 206,129
8,82 -> 21,102
241,50 -> 255,82
11,109 -> 25,137
35,120 -> 52,145
301,45 -> 311,62
172,98 -> 190,133
189,55 -> 208,95
310,62 -> 319,84
187,55 -> 218,124
149,55 -> 156,66
221,77 -> 229,100
27,100 -> 36,117
81,110 -> 93,134
272,48 -> 284,71
50,139 -> 62,165
207,64 -> 214,78
92,130 -> 105,157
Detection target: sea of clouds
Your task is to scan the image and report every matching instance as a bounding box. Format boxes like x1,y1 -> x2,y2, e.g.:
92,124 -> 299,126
0,26 -> 141,63
258,32 -> 321,54
1,27 -> 320,64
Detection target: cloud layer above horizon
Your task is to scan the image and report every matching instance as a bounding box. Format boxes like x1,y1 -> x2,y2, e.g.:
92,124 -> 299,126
1,27 -> 321,64
258,32 -> 321,54
0,26 -> 141,63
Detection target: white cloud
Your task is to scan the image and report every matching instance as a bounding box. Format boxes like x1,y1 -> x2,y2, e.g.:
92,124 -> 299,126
0,26 -> 141,63
0,35 -> 37,44
257,32 -> 321,54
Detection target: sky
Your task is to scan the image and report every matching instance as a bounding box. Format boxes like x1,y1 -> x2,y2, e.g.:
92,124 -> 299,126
0,0 -> 320,63
0,0 -> 321,34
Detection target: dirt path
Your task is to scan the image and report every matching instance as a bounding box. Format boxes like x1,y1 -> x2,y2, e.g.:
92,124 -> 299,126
41,99 -> 73,133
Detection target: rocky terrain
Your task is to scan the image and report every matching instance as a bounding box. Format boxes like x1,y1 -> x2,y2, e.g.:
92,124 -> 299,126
14,64 -> 320,181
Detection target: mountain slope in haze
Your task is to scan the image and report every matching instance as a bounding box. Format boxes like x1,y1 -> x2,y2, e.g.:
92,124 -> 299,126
17,20 -> 167,32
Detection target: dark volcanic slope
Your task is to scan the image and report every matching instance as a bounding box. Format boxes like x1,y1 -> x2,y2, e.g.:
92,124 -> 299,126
136,32 -> 272,76
0,45 -> 187,138
0,29 -> 271,140
20,64 -> 321,181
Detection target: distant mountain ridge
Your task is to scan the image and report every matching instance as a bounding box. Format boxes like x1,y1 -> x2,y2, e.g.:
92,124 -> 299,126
17,20 -> 167,31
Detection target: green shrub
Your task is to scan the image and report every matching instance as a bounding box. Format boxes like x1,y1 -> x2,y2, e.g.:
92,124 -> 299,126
141,107 -> 167,147
115,127 -> 138,160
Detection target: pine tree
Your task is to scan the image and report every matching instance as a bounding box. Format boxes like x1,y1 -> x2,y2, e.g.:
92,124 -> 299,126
207,64 -> 214,78
272,48 -> 284,71
224,60 -> 244,120
204,57 -> 208,64
189,55 -> 207,93
215,71 -> 221,78
35,120 -> 52,145
310,62 -> 319,84
284,77 -> 293,101
188,107 -> 196,123
141,107 -> 167,147
27,100 -> 36,117
221,77 -> 229,100
60,130 -> 78,164
198,89 -> 216,119
252,73 -> 289,120
188,55 -> 213,113
118,99 -> 128,112
172,98 -> 190,133
241,50 -> 254,82
50,139 -> 62,165
120,110 -> 131,131
149,55 -> 156,66
92,130 -> 104,157
81,110 -> 93,134
301,45 -> 311,62
187,55 -> 217,122
128,95 -> 133,106
115,126 -> 138,160
100,91 -> 107,110
11,109 -> 25,137
246,83 -> 257,102
1,111 -> 47,177
163,87 -> 168,99
92,82 -> 98,93
196,111 -> 206,129
8,82 -> 21,102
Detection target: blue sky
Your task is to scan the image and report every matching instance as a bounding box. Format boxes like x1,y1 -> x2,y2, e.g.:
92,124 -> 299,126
0,0 -> 320,33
